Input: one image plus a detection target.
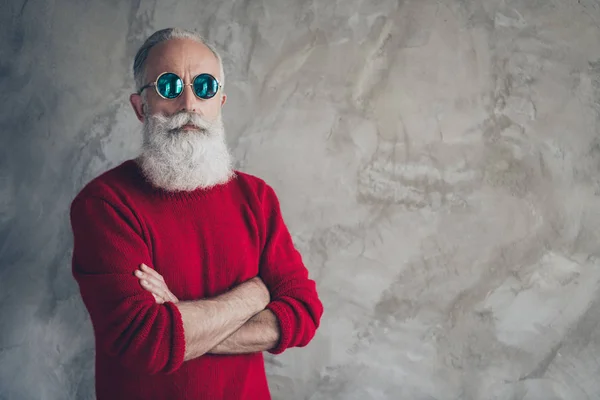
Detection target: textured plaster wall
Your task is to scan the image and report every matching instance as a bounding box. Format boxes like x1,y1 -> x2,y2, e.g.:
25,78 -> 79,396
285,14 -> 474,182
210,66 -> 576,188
2,0 -> 600,399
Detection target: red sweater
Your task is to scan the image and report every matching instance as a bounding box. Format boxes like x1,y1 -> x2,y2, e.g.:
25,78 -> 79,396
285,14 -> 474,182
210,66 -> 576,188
70,160 -> 323,400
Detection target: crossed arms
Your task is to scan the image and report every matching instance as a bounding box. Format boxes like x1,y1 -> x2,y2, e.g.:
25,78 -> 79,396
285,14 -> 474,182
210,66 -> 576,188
70,183 -> 323,375
135,264 -> 280,359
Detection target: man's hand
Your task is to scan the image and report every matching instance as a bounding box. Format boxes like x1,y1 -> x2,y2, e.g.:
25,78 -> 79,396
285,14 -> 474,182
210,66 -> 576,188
135,264 -> 179,304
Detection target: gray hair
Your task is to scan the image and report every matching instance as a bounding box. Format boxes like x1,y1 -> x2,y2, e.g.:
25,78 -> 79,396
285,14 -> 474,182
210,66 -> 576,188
133,28 -> 225,94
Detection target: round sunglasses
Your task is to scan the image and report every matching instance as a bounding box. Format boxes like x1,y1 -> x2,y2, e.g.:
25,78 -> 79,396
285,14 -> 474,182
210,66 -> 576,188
138,72 -> 221,100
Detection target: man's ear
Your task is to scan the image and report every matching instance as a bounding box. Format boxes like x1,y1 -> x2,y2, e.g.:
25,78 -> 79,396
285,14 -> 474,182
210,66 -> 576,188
130,93 -> 146,122
220,93 -> 227,107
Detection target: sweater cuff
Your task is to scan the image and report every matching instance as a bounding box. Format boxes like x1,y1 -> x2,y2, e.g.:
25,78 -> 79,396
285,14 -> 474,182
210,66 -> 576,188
163,301 -> 186,373
266,300 -> 293,355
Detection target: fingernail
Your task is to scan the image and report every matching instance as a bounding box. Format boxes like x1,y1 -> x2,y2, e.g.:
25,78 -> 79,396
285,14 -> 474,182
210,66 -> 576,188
142,280 -> 148,285
135,271 -> 142,276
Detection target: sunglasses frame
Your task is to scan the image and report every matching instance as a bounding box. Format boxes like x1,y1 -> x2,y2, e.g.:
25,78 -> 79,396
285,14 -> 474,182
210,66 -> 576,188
138,72 -> 221,100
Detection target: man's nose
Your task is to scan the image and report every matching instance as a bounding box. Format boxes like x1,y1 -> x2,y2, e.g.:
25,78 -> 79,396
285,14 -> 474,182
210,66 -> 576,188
179,84 -> 200,113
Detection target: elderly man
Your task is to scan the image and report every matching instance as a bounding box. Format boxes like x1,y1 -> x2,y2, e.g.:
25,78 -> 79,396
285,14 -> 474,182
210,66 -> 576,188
70,28 -> 323,400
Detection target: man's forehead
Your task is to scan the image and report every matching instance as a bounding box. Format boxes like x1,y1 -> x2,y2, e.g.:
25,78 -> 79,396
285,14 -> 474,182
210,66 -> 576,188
145,38 -> 220,78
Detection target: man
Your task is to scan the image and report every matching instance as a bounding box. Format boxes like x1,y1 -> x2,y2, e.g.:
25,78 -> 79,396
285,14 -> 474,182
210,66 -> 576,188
70,27 -> 323,400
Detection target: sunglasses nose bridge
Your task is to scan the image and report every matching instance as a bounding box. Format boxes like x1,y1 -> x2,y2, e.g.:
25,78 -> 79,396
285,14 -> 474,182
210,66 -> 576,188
177,83 -> 201,111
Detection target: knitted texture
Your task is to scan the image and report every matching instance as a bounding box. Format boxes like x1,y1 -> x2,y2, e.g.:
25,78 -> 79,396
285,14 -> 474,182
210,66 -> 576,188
70,160 -> 323,400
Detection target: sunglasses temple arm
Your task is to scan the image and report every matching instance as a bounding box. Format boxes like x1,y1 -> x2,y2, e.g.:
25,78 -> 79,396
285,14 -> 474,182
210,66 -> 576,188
137,83 -> 155,95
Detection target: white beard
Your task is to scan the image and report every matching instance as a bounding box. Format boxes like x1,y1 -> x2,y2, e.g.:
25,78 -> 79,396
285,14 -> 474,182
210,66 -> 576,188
137,111 -> 234,192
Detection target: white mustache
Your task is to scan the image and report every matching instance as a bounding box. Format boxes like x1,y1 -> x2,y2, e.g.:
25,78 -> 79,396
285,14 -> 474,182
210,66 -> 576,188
153,112 -> 213,132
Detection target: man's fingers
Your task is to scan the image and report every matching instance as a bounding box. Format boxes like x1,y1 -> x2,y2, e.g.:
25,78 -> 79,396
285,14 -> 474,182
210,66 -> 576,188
141,264 -> 166,282
136,265 -> 179,303
136,268 -> 164,288
142,279 -> 170,302
139,276 -> 179,303
137,273 -> 164,291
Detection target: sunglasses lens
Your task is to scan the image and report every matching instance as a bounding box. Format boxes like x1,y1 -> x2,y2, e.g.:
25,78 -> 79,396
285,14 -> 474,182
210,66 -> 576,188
193,74 -> 219,99
156,73 -> 183,99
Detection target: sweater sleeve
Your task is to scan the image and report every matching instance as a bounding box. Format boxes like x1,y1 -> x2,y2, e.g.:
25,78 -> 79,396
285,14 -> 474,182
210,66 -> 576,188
257,184 -> 324,354
70,195 -> 186,375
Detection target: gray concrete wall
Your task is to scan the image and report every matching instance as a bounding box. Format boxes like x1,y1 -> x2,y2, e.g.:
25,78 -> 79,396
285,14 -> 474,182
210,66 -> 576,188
2,0 -> 600,399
